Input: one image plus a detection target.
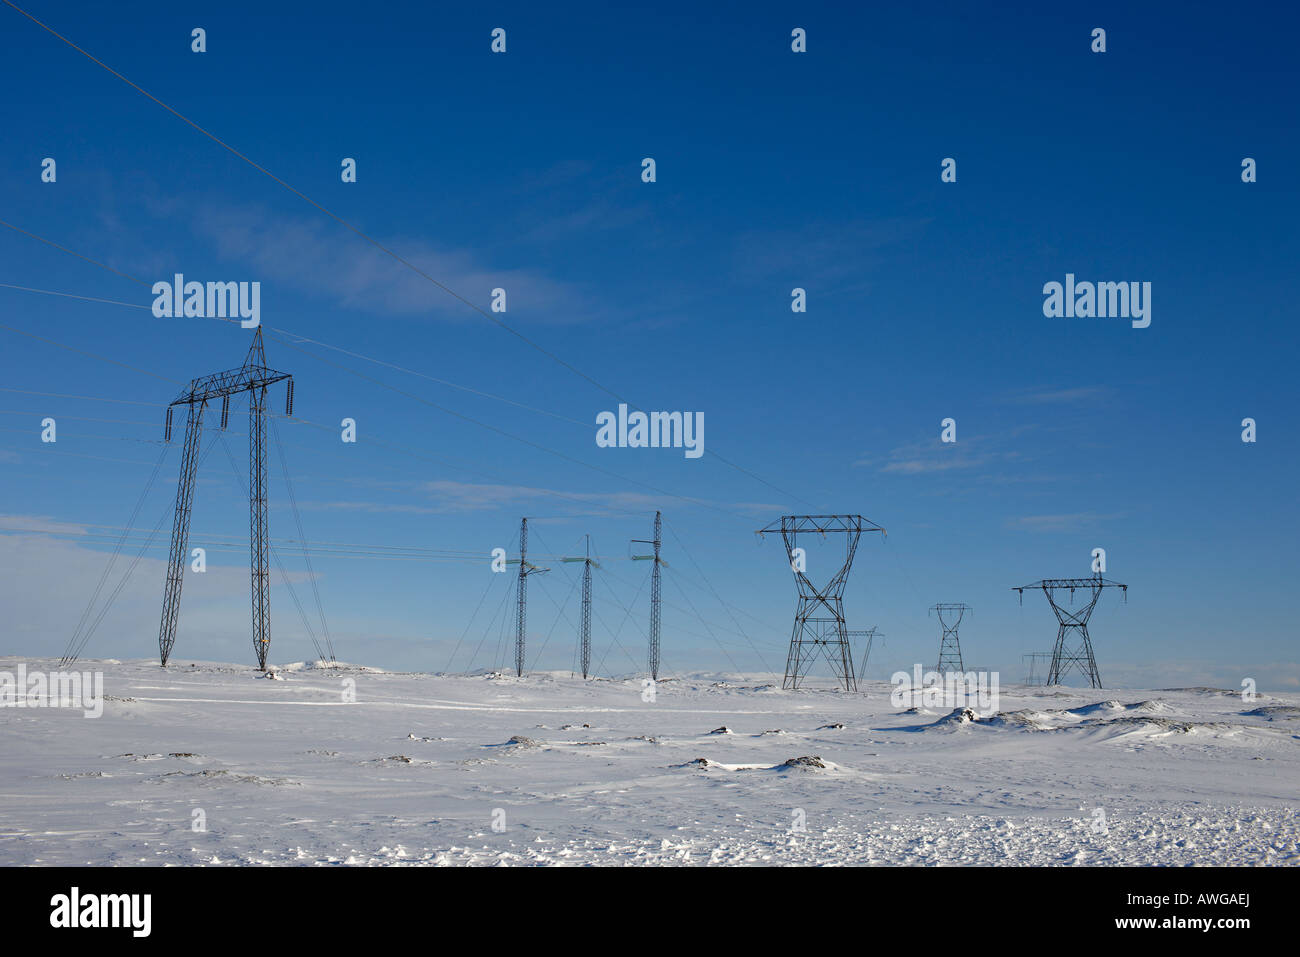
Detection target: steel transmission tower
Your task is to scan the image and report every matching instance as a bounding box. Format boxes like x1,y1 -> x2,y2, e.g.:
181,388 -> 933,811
157,328 -> 293,670
1021,652 -> 1053,686
849,627 -> 883,682
1013,576 -> 1128,688
631,511 -> 665,680
561,535 -> 599,679
931,603 -> 971,673
757,515 -> 885,691
506,517 -> 548,677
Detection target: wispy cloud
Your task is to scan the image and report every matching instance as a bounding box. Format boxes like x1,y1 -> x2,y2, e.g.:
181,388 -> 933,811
142,199 -> 598,324
1005,385 -> 1113,405
731,217 -> 930,286
860,427 -> 1034,476
0,514 -> 91,535
510,161 -> 655,245
877,447 -> 998,475
301,481 -> 658,516
297,481 -> 784,518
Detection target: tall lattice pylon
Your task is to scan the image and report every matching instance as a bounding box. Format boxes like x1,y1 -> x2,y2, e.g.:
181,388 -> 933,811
506,517 -> 548,677
1013,576 -> 1128,688
561,536 -> 599,679
248,378 -> 270,667
157,328 -> 293,670
931,603 -> 970,673
758,515 -> 885,691
631,511 -> 665,680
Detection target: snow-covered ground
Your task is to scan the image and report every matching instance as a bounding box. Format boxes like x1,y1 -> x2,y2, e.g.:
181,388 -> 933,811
1,657 -> 1297,866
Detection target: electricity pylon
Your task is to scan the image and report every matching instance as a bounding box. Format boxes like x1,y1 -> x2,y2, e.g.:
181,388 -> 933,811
506,517 -> 547,677
630,511 -> 665,680
848,627 -> 883,682
931,603 -> 971,673
757,515 -> 885,691
1022,652 -> 1053,686
158,328 -> 293,670
1013,576 -> 1128,688
561,535 -> 599,679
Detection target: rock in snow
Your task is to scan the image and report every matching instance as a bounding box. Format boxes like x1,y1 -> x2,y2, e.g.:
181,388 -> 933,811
783,755 -> 828,769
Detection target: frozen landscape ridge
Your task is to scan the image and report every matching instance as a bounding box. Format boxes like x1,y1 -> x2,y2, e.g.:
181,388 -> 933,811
1,657 -> 1296,866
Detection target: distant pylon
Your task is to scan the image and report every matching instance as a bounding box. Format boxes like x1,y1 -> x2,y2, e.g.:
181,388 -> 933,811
506,517 -> 548,677
1013,576 -> 1128,688
757,515 -> 885,692
1021,652 -> 1053,686
157,328 -> 292,670
630,511 -> 665,680
930,603 -> 970,673
561,536 -> 599,679
848,627 -> 883,682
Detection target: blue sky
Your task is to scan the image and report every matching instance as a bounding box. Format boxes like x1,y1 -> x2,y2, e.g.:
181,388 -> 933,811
1,1 -> 1297,689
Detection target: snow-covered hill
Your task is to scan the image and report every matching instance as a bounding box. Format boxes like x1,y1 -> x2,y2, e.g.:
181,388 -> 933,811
2,658 -> 1296,865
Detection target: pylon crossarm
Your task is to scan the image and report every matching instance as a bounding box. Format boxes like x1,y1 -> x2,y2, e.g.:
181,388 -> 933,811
172,372 -> 289,407
931,602 -> 970,631
507,560 -> 547,574
1020,577 -> 1128,591
757,514 -> 884,537
170,364 -> 290,407
169,328 -> 290,407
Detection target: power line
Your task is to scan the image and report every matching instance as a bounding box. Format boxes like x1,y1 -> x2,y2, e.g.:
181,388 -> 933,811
62,443 -> 170,663
664,568 -> 741,674
443,570 -> 500,673
663,516 -> 777,672
0,281 -> 147,308
0,0 -> 628,397
60,426 -> 236,665
0,386 -> 162,406
272,334 -> 746,520
0,321 -> 178,383
0,425 -> 164,445
216,427 -> 333,665
0,314 -> 714,522
270,413 -> 334,661
0,410 -> 159,427
1,302 -> 758,523
0,2 -> 815,509
0,276 -> 587,432
269,328 -> 588,429
0,277 -> 804,675
0,220 -> 150,286
593,571 -> 648,677
526,563 -> 582,672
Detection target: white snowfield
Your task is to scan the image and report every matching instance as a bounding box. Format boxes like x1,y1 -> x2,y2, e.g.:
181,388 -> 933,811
1,657 -> 1297,866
